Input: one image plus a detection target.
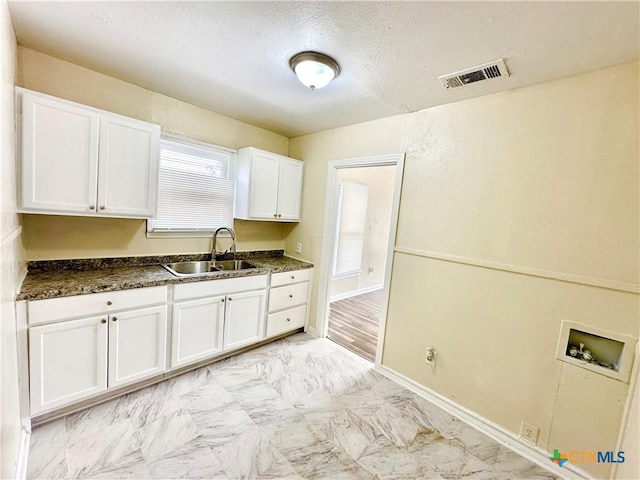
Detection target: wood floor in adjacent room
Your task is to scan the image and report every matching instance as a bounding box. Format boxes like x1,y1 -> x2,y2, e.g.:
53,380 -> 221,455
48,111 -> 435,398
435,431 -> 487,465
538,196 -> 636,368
328,289 -> 385,362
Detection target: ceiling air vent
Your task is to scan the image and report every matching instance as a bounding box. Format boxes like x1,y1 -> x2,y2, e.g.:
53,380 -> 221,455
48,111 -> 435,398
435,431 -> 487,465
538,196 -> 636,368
438,58 -> 509,89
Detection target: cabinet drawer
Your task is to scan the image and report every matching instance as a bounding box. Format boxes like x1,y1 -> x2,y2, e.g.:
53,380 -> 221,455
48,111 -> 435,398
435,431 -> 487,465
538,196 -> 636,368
269,282 -> 309,312
173,275 -> 268,301
271,268 -> 311,287
28,286 -> 167,326
266,305 -> 306,338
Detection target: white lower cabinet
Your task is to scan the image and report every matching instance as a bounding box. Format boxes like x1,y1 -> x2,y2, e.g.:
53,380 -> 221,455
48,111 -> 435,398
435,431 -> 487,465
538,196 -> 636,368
108,306 -> 167,388
27,286 -> 168,416
265,268 -> 312,339
29,316 -> 108,415
26,269 -> 312,417
223,289 -> 266,351
266,304 -> 307,338
169,275 -> 267,369
171,296 -> 225,368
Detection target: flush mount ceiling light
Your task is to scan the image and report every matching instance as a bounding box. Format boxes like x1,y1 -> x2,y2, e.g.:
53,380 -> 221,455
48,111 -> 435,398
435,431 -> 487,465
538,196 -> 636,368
289,51 -> 340,90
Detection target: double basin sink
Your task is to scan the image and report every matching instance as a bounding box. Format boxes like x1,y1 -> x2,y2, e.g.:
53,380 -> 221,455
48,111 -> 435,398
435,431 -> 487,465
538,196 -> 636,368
162,259 -> 257,277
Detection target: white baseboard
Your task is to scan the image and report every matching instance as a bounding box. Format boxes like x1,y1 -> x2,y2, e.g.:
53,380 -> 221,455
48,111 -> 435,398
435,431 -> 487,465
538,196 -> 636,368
14,426 -> 30,480
375,365 -> 592,480
329,284 -> 383,303
305,325 -> 317,337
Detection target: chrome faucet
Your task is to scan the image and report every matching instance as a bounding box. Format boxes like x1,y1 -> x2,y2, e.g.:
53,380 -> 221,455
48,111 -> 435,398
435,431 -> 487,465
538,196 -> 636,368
212,227 -> 236,260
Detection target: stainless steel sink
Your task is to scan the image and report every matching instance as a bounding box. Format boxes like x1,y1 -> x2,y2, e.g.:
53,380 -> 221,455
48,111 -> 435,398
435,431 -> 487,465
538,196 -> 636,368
213,260 -> 256,271
162,261 -> 219,277
161,259 -> 256,277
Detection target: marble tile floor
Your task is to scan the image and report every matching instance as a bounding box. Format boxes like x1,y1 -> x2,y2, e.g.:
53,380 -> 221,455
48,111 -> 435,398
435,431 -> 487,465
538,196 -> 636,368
27,333 -> 557,480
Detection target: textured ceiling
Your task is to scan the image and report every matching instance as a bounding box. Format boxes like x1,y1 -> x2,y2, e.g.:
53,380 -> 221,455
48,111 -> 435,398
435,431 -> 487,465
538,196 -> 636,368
8,1 -> 640,137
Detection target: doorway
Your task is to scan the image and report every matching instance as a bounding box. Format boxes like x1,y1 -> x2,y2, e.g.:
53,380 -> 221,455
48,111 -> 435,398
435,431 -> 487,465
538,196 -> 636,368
316,154 -> 404,365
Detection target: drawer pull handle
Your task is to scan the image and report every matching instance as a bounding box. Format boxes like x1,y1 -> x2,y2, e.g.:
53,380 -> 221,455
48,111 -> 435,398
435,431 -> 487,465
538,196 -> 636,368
286,318 -> 291,322
291,276 -> 295,280
100,319 -> 106,324
112,317 -> 118,322
289,294 -> 293,299
107,301 -> 112,306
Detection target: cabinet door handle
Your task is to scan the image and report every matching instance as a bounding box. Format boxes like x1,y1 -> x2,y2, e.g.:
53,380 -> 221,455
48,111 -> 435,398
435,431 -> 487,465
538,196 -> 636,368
101,319 -> 106,324
89,205 -> 96,210
107,301 -> 112,306
228,297 -> 232,301
273,214 -> 277,218
277,214 -> 282,218
99,206 -> 106,211
112,317 -> 118,322
221,298 -> 225,303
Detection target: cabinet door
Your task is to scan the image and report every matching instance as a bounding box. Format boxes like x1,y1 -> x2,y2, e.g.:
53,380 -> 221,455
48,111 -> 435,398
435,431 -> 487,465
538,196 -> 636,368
223,290 -> 266,351
108,306 -> 167,388
276,158 -> 303,221
248,151 -> 280,219
29,316 -> 108,415
97,113 -> 160,218
21,93 -> 100,214
171,296 -> 225,368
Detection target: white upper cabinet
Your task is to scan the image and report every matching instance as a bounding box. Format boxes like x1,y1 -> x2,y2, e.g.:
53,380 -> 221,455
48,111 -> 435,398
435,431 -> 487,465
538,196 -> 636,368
98,113 -> 159,217
21,93 -> 100,214
235,147 -> 303,222
18,89 -> 160,218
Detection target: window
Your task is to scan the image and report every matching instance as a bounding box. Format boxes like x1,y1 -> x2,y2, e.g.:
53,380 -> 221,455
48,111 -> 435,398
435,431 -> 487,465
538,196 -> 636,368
333,180 -> 369,277
147,138 -> 235,236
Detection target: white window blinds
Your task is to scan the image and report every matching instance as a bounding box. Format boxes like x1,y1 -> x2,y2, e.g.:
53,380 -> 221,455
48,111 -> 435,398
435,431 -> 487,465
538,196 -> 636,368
333,181 -> 369,277
147,138 -> 235,233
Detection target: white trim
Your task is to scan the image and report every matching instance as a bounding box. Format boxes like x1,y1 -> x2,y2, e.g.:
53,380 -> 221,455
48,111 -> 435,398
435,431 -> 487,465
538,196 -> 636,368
305,325 -> 317,337
15,426 -> 30,480
316,153 -> 404,369
394,246 -> 639,294
329,284 -> 383,303
16,266 -> 27,292
331,271 -> 361,280
160,132 -> 237,154
145,228 -> 221,239
375,155 -> 404,366
376,365 -> 593,480
1,225 -> 22,245
612,341 -> 640,479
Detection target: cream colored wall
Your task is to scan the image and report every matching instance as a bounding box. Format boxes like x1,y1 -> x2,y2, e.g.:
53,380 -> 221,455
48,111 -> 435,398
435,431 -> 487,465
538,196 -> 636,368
330,165 -> 395,298
289,62 -> 639,478
1,1 -> 26,478
17,47 -> 290,260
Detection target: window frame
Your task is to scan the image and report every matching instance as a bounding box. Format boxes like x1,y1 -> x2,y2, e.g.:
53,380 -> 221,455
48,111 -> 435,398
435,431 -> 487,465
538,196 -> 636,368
146,135 -> 237,238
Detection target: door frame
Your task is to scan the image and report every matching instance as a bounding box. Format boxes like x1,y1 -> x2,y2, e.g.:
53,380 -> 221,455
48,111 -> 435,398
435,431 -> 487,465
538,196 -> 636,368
316,153 -> 405,366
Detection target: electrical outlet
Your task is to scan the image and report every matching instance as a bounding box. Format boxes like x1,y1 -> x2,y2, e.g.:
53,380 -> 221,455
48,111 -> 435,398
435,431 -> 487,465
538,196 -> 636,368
425,347 -> 436,366
295,242 -> 302,254
519,421 -> 539,444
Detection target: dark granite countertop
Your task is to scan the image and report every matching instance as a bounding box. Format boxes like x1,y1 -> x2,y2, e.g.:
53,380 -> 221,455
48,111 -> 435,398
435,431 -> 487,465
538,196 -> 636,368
17,251 -> 313,301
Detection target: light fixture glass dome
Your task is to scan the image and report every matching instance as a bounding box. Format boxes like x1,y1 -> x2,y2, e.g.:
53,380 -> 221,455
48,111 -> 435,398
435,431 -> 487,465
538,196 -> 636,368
289,51 -> 340,90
